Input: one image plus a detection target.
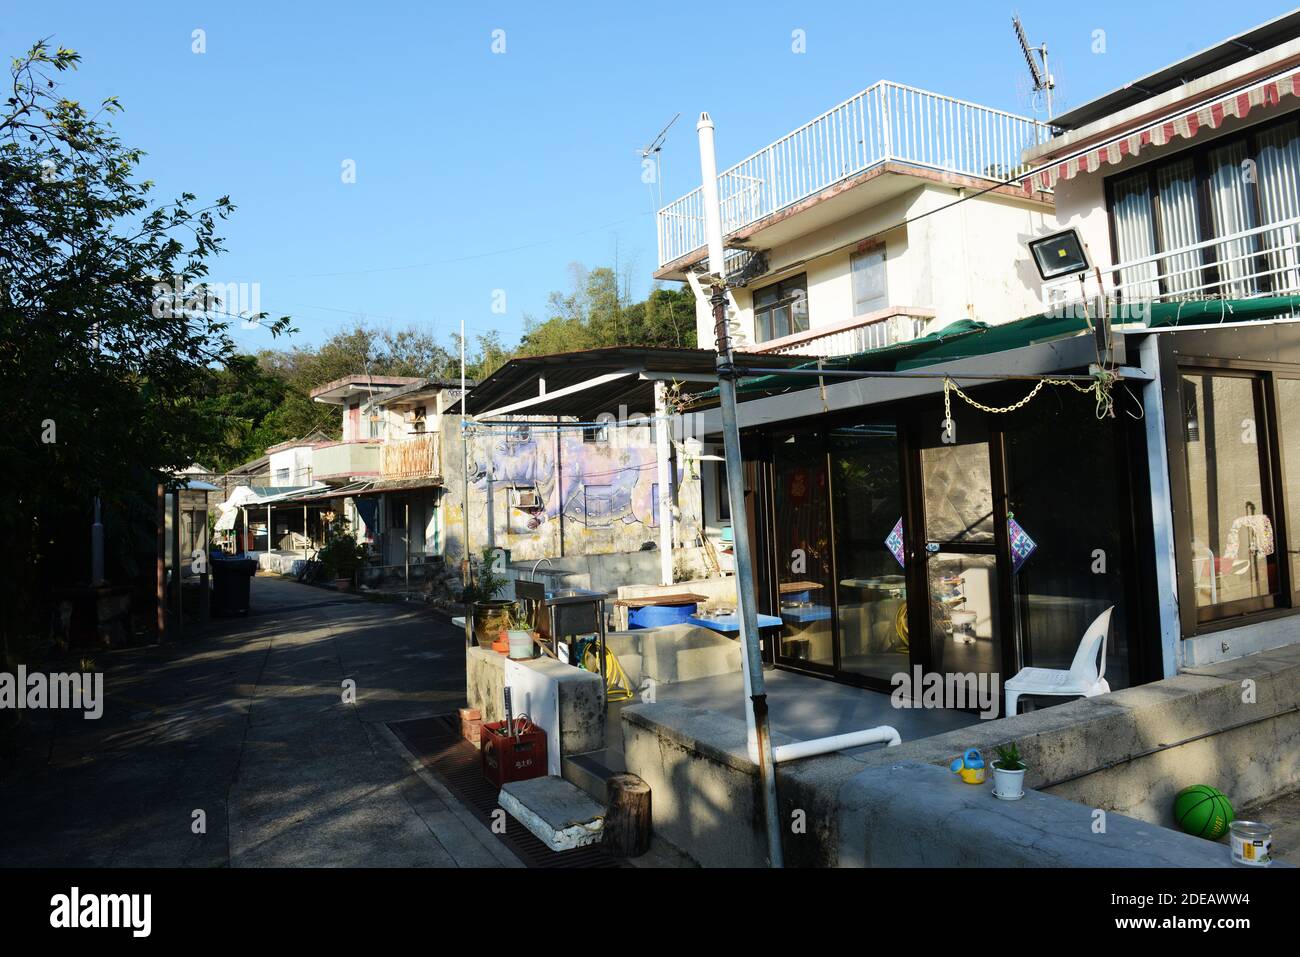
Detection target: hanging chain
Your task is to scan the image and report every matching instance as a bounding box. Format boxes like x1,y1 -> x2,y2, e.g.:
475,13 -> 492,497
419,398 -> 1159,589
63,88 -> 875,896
944,369 -> 1117,421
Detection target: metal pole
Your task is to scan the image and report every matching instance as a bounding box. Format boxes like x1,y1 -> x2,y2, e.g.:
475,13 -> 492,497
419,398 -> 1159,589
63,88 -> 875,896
698,111 -> 784,867
654,380 -> 674,586
91,496 -> 105,585
461,320 -> 472,578
172,489 -> 183,641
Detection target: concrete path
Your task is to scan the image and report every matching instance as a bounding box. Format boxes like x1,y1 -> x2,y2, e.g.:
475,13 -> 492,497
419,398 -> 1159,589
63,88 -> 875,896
0,577 -> 518,868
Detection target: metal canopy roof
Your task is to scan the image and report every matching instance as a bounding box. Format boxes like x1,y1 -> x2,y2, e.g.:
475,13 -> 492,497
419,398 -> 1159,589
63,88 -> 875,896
1052,11 -> 1300,130
465,346 -> 807,419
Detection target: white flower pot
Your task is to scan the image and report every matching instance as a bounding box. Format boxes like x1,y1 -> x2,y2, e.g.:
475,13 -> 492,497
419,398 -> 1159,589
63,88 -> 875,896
992,764 -> 1025,800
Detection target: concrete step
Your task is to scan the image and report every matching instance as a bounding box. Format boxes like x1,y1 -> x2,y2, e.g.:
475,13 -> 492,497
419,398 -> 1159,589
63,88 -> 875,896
561,750 -> 625,802
499,776 -> 605,852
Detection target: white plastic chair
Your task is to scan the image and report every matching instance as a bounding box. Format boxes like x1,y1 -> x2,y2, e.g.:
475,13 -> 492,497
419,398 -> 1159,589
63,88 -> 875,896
1004,606 -> 1113,716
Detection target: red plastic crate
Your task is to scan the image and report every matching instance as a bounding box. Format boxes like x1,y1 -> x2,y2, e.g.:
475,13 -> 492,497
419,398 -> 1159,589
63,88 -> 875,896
480,720 -> 548,788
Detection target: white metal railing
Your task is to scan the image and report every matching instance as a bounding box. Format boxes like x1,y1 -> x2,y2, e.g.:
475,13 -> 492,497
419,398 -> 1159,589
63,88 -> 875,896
1047,216 -> 1300,317
658,81 -> 1054,267
755,310 -> 934,357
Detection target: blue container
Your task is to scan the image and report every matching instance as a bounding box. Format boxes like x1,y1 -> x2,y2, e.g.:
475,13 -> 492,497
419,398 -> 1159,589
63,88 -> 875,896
629,602 -> 698,629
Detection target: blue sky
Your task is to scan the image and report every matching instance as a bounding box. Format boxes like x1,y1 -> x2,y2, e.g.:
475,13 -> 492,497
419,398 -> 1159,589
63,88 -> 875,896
4,1 -> 1291,353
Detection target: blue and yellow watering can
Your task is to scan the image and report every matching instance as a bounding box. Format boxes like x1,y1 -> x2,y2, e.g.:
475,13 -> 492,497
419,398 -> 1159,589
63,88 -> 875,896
950,748 -> 986,785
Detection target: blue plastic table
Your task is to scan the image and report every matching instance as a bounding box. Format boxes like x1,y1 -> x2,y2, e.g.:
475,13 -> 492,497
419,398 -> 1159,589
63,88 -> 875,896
687,612 -> 783,634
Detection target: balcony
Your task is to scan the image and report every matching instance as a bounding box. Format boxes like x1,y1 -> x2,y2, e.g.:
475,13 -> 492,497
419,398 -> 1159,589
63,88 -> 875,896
753,308 -> 936,357
381,432 -> 441,481
312,441 -> 381,480
1054,215 -> 1300,314
658,81 -> 1054,269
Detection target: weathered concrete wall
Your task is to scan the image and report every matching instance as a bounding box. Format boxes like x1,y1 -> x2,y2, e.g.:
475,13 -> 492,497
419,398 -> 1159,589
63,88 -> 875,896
465,647 -> 605,755
623,642 -> 1300,867
607,624 -> 740,691
838,762 -> 1239,868
441,418 -> 703,567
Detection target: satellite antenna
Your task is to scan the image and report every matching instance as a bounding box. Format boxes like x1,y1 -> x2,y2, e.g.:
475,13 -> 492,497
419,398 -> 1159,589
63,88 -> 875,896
637,112 -> 681,211
1012,14 -> 1054,119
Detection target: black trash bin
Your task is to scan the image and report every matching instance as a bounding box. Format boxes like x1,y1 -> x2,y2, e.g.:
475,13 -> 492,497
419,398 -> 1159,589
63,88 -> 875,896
211,554 -> 257,616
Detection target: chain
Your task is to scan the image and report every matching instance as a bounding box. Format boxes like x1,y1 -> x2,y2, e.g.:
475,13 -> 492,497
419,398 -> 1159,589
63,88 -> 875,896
944,370 -> 1117,421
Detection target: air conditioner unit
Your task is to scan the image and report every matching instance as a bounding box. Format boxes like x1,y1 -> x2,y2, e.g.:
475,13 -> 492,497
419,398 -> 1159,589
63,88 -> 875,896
511,486 -> 541,510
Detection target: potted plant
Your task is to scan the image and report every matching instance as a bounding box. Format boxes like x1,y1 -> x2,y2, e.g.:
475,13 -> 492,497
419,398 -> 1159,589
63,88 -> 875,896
464,547 -> 512,647
318,515 -> 368,591
991,743 -> 1027,801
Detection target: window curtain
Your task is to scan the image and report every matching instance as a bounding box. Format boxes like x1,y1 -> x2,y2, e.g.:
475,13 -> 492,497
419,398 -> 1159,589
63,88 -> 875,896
1255,120 -> 1300,294
1112,172 -> 1159,300
1207,140 -> 1261,297
1155,159 -> 1203,297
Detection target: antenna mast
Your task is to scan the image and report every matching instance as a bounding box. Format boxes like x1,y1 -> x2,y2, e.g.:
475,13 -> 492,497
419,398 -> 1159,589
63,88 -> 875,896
1013,14 -> 1054,119
637,112 -> 681,211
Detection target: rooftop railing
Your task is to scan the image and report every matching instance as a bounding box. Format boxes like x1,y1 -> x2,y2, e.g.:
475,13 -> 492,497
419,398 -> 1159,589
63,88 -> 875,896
657,81 -> 1054,268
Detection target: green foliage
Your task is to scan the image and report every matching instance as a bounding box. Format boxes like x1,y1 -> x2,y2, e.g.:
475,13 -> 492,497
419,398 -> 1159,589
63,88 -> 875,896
994,743 -> 1026,772
0,39 -> 293,642
462,546 -> 508,604
317,515 -> 368,579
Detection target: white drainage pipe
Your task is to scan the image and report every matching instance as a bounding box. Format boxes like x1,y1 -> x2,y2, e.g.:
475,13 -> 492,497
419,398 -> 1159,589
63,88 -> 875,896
771,726 -> 901,764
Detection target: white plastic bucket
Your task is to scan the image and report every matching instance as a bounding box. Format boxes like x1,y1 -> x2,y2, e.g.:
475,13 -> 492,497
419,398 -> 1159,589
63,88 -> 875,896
507,630 -> 535,660
1229,820 -> 1272,867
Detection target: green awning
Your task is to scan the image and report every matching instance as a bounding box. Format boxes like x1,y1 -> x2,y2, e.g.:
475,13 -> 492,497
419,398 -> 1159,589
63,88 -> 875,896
719,296 -> 1300,400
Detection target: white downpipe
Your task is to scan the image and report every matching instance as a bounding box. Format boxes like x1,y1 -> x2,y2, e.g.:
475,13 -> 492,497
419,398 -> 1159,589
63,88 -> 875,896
654,380 -> 674,587
772,726 -> 901,764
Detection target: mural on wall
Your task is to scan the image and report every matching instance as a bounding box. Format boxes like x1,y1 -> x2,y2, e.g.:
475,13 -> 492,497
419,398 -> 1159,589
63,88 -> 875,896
457,421 -> 690,559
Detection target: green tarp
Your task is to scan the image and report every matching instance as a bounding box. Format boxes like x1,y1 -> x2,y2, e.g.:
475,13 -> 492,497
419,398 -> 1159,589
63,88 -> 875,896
727,296 -> 1300,398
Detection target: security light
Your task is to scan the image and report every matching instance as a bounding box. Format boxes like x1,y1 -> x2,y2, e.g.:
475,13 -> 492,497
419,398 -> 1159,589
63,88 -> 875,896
1028,229 -> 1090,280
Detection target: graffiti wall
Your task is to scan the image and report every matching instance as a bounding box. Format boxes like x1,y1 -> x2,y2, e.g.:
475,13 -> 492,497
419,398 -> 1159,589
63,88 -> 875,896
441,417 -> 702,565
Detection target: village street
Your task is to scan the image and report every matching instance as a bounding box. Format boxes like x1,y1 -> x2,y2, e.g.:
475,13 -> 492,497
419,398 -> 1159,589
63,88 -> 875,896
0,578 -> 518,868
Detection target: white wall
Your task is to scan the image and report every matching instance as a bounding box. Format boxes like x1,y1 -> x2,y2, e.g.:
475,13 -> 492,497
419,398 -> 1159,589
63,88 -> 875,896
695,183 -> 1055,348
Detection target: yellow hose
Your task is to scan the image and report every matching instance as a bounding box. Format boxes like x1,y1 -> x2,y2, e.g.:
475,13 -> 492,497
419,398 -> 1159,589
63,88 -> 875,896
582,643 -> 635,701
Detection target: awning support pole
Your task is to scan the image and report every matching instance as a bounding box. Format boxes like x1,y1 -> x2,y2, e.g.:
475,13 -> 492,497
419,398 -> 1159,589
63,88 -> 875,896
698,111 -> 784,868
654,380 -> 674,586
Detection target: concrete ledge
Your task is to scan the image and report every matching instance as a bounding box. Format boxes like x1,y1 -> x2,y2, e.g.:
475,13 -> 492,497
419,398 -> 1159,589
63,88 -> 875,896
621,642 -> 1300,866
837,762 -> 1239,867
607,624 -> 740,688
466,647 -> 605,755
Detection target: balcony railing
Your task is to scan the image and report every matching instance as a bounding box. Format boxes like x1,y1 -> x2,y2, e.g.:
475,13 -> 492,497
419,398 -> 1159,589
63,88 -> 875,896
1050,215 -> 1300,317
658,81 -> 1054,268
753,308 -> 936,358
381,432 -> 441,481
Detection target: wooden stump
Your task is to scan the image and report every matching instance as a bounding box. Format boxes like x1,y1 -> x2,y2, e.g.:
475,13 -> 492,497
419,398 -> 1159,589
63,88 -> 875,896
604,773 -> 651,858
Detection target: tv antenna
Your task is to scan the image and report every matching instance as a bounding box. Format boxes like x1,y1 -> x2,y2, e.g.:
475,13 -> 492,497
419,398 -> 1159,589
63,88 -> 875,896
1012,14 -> 1054,119
637,112 -> 681,211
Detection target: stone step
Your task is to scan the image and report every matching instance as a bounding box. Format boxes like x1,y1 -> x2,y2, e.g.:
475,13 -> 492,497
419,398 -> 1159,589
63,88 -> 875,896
498,776 -> 605,852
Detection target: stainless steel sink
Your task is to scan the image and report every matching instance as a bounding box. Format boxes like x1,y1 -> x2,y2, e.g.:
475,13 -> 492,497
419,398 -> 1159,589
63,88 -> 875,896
544,588 -> 606,606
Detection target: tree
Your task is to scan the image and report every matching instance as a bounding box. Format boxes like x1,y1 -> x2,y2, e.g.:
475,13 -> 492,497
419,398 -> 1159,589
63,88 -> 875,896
0,40 -> 291,644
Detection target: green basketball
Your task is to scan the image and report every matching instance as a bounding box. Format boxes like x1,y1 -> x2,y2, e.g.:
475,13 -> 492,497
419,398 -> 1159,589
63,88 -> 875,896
1174,785 -> 1235,840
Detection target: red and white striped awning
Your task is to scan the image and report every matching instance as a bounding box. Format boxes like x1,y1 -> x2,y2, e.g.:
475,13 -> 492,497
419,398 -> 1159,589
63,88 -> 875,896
1023,67 -> 1300,192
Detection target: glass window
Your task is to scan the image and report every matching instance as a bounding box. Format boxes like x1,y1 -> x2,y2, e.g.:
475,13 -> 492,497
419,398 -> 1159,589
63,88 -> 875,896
1255,119 -> 1300,294
753,273 -> 808,343
1275,378 -> 1300,586
830,424 -> 906,682
1003,393 -> 1130,690
1155,159 -> 1203,295
1181,373 -> 1278,614
851,247 -> 888,316
1111,170 -> 1159,300
1206,141 -> 1261,297
772,432 -> 834,668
